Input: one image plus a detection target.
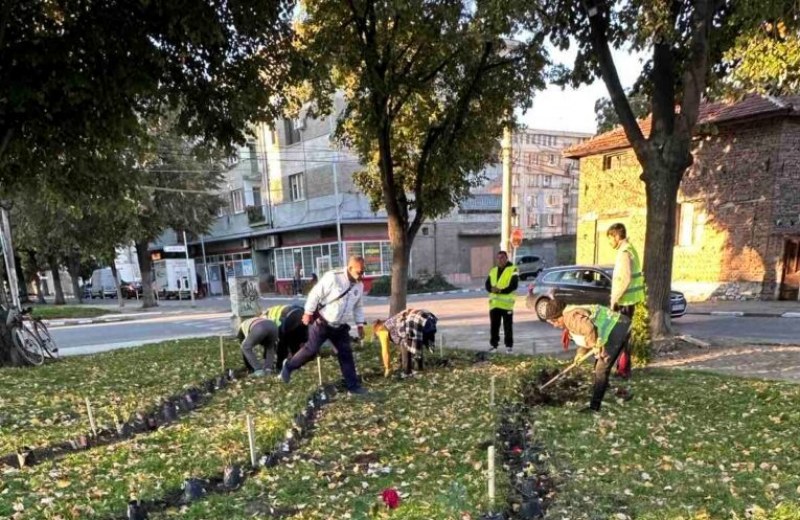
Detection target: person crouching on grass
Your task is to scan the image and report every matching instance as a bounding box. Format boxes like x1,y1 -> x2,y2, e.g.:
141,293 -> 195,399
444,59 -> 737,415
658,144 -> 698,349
373,309 -> 438,378
542,299 -> 631,413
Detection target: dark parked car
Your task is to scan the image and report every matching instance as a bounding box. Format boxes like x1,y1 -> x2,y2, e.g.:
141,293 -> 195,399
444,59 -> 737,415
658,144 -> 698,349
120,281 -> 143,299
527,265 -> 687,320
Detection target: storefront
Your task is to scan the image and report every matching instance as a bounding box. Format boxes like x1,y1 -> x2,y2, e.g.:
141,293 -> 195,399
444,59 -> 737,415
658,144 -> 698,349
272,240 -> 393,293
196,251 -> 254,296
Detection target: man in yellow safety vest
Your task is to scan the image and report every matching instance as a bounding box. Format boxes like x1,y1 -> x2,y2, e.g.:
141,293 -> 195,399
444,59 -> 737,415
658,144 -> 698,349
485,250 -> 519,354
543,299 -> 632,413
607,223 -> 645,378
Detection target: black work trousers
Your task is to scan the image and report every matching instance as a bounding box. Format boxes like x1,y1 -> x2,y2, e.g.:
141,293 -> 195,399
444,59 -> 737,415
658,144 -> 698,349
489,308 -> 513,348
590,315 -> 632,410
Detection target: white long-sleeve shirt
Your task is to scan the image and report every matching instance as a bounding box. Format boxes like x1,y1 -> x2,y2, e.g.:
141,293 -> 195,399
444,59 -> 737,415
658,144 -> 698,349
610,239 -> 632,308
304,269 -> 365,326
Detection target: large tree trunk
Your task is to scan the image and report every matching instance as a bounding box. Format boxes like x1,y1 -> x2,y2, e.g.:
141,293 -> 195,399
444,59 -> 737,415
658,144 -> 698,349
32,273 -> 46,304
135,239 -> 157,308
65,252 -> 83,304
49,256 -> 66,305
387,214 -> 411,315
109,261 -> 125,308
16,254 -> 31,304
643,166 -> 680,337
26,251 -> 47,304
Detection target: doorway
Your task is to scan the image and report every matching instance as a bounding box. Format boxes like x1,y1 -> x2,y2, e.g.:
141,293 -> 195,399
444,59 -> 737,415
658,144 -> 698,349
470,246 -> 494,279
779,237 -> 800,300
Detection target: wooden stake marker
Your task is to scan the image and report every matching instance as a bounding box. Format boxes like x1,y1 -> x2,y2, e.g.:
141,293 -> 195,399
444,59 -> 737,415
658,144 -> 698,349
488,445 -> 496,506
316,357 -> 323,386
490,376 -> 496,406
85,398 -> 98,437
219,336 -> 225,372
246,414 -> 257,468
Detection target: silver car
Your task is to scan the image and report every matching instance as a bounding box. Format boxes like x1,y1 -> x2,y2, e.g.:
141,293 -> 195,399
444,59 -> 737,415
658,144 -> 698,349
516,255 -> 545,280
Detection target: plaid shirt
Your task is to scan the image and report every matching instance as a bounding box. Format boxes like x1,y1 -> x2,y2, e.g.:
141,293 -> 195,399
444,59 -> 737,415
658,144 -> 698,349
383,309 -> 436,354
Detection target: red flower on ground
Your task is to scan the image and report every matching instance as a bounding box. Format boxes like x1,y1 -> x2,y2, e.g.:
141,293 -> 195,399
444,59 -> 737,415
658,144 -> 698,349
381,488 -> 400,509
511,446 -> 523,455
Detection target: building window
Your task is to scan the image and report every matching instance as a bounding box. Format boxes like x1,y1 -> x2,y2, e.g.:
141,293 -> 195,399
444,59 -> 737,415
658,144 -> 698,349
289,173 -> 305,201
546,194 -> 560,207
602,153 -> 624,171
548,154 -> 555,165
547,214 -> 557,227
252,186 -> 262,208
247,142 -> 258,175
231,189 -> 244,214
284,119 -> 301,145
527,213 -> 538,228
543,175 -> 552,186
273,240 -> 392,280
675,202 -> 695,247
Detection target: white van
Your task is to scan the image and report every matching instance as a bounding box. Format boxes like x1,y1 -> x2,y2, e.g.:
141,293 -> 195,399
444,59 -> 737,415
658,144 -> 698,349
152,259 -> 197,299
90,268 -> 117,299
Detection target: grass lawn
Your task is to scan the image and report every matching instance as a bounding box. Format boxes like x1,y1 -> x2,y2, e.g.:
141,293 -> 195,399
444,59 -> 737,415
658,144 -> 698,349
2,338 -> 800,520
519,365 -> 800,520
0,337 -> 242,453
29,305 -> 119,320
160,354 -> 524,519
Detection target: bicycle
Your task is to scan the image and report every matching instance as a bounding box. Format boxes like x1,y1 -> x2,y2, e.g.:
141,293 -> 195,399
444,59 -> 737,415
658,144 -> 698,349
4,306 -> 45,366
21,307 -> 58,359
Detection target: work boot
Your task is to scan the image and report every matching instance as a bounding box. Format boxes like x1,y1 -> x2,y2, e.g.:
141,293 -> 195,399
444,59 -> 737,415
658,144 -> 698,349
279,360 -> 291,384
578,405 -> 600,414
505,347 -> 513,354
487,345 -> 498,353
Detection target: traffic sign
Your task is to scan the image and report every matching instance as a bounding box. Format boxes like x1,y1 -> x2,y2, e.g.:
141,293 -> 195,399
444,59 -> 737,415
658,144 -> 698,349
510,228 -> 523,248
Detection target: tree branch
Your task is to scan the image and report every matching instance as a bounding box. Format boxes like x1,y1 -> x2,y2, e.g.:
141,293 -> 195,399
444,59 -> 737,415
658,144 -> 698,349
0,129 -> 12,162
0,0 -> 14,51
679,0 -> 714,133
585,0 -> 646,154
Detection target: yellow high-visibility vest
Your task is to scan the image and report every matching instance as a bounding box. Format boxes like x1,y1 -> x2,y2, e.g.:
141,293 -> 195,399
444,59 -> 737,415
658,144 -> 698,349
618,243 -> 645,305
488,265 -> 518,310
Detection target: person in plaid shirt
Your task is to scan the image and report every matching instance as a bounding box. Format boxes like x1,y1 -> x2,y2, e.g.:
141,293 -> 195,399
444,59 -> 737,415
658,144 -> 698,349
374,309 -> 437,378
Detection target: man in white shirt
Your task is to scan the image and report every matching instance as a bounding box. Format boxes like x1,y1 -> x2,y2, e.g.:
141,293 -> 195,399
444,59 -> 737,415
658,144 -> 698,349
280,256 -> 368,394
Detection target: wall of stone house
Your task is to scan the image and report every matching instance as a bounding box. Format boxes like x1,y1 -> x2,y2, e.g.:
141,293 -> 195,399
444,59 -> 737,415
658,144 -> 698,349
575,117 -> 795,301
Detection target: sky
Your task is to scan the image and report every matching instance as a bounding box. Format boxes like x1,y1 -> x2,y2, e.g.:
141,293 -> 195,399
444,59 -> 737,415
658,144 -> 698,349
519,46 -> 645,135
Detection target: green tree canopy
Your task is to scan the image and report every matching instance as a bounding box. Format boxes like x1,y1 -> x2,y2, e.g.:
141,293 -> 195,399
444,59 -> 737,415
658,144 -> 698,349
545,0 -> 800,335
0,0 -> 294,196
296,0 -> 549,312
595,94 -> 650,134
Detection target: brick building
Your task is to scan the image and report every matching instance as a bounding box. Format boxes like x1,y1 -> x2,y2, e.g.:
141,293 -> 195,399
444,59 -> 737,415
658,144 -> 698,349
564,95 -> 800,302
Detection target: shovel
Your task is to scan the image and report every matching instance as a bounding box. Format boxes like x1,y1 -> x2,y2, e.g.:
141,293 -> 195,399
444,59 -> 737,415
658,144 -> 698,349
539,350 -> 595,391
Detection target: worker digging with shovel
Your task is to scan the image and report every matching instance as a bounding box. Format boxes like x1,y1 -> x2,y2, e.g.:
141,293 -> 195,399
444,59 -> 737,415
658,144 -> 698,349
541,299 -> 632,413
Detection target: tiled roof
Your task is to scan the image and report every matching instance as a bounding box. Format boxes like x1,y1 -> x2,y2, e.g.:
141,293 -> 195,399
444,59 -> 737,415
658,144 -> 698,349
563,95 -> 800,159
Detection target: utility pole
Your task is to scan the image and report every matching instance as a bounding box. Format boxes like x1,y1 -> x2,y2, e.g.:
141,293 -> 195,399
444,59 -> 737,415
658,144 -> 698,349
182,231 -> 196,308
0,206 -> 21,309
328,114 -> 344,268
500,124 -> 513,253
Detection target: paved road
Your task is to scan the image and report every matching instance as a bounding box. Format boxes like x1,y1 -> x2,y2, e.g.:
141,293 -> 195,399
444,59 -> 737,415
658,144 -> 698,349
672,314 -> 800,344
52,294 -> 800,356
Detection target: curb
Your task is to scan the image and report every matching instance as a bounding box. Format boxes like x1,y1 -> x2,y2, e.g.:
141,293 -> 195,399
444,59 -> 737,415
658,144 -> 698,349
43,311 -> 169,328
685,310 -> 800,318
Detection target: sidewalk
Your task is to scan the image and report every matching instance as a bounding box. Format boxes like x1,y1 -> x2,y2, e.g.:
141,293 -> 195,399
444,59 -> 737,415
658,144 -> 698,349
683,300 -> 800,318
42,291 -> 800,328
